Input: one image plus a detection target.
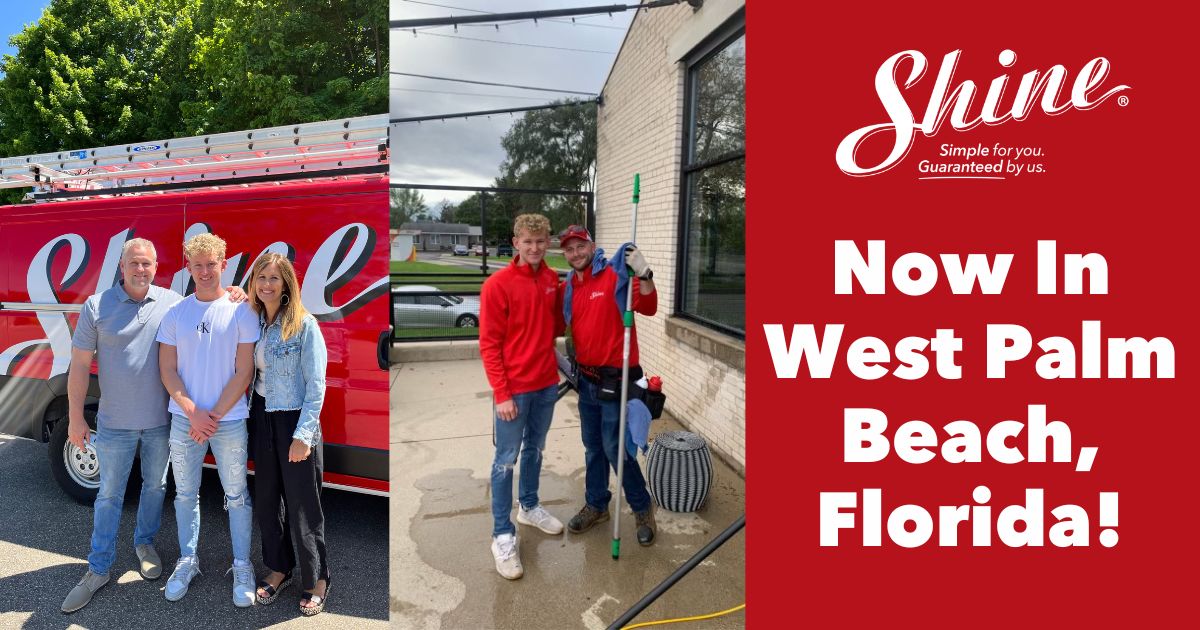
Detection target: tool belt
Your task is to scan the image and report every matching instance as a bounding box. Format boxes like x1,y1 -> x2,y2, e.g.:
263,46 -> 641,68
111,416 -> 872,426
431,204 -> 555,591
577,363 -> 644,402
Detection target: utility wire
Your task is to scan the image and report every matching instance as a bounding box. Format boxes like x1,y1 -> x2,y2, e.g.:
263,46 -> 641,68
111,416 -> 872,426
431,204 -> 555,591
390,87 -> 553,102
417,31 -> 616,54
400,0 -> 629,30
391,100 -> 596,125
390,71 -> 597,96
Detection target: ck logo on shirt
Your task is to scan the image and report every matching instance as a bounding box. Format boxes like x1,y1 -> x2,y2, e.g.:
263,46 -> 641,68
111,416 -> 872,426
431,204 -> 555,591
196,321 -> 212,334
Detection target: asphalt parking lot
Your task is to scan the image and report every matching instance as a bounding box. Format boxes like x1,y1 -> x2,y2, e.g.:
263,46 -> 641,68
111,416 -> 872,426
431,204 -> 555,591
0,433 -> 388,629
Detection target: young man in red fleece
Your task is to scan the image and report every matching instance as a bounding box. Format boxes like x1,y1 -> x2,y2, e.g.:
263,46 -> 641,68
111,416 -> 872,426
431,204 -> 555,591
558,225 -> 658,546
479,213 -> 566,580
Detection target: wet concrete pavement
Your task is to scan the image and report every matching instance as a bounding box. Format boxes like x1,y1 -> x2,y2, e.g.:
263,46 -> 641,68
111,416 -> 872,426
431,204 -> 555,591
390,359 -> 746,630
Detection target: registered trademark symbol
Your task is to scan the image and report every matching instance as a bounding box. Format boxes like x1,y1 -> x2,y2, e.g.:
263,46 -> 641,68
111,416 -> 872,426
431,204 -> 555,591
1117,96 -> 1129,107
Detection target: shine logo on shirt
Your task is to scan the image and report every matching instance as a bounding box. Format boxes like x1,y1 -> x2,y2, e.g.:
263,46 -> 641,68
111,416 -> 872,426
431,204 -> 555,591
590,291 -> 605,300
545,287 -> 555,294
196,321 -> 212,334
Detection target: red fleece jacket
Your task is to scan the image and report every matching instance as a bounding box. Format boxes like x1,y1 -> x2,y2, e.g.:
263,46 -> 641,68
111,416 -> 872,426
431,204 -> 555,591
479,257 -> 564,403
568,266 -> 657,368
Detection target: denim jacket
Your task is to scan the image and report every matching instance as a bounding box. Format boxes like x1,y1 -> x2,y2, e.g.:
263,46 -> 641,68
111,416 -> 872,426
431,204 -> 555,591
250,312 -> 327,446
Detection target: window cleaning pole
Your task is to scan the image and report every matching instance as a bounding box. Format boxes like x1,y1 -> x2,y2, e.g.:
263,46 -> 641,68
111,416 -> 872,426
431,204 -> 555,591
613,173 -> 640,560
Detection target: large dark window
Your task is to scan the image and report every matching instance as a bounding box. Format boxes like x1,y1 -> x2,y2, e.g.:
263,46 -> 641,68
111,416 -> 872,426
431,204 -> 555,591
678,23 -> 745,336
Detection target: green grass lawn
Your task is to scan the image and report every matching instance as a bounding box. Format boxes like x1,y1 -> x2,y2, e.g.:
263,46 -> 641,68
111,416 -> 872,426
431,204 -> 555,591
391,256 -> 569,274
393,327 -> 478,340
391,260 -> 485,291
391,260 -> 484,274
486,255 -> 569,271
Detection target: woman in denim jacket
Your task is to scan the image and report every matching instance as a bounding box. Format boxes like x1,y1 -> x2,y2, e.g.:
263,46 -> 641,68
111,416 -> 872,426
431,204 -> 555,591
245,253 -> 331,615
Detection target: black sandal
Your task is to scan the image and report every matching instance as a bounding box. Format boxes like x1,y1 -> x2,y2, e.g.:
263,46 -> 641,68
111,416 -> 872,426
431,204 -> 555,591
299,577 -> 331,616
256,573 -> 293,605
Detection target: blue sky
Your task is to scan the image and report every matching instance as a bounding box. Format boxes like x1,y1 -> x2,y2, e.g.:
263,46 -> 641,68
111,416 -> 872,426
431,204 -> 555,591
0,2 -> 51,68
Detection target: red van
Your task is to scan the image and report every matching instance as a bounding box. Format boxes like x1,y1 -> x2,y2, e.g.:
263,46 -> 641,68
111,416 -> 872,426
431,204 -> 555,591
0,175 -> 391,501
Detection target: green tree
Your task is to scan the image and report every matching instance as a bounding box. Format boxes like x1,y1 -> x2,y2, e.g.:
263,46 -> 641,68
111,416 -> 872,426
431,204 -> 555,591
0,0 -> 207,157
0,0 -> 386,163
182,0 -> 387,133
390,187 -> 425,228
496,99 -> 595,232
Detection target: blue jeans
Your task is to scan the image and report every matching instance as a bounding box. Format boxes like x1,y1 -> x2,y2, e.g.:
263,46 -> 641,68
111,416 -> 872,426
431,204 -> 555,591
169,415 -> 252,562
88,424 -> 170,576
577,376 -> 651,514
491,385 -> 557,536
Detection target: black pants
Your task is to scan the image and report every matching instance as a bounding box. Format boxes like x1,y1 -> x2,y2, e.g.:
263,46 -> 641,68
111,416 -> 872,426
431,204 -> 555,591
251,392 -> 330,589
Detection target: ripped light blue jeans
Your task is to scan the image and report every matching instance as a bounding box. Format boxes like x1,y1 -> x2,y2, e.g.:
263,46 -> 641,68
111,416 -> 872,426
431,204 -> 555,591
169,415 -> 252,562
490,384 -> 557,537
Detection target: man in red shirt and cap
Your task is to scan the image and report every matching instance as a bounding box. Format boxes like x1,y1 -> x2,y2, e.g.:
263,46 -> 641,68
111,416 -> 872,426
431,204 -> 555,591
559,224 -> 658,546
479,213 -> 566,580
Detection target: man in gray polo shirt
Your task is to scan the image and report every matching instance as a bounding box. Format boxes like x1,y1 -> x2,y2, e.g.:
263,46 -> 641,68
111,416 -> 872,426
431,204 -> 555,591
61,238 -> 242,613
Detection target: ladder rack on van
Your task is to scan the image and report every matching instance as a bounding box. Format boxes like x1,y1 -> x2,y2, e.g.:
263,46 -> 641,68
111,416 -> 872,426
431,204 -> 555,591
0,114 -> 388,200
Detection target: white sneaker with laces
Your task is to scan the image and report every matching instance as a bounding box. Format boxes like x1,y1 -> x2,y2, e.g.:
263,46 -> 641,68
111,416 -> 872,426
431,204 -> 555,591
517,504 -> 564,535
491,533 -> 523,580
164,556 -> 201,602
227,561 -> 256,607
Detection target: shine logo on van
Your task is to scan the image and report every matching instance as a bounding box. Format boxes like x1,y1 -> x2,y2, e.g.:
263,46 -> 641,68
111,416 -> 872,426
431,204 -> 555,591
0,223 -> 387,378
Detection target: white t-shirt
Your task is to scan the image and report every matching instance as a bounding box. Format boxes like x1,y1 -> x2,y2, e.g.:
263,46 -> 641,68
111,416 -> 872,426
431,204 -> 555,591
156,294 -> 260,421
255,340 -> 267,396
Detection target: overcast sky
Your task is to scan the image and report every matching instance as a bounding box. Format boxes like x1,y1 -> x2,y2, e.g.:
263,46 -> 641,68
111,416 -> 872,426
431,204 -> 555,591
390,0 -> 634,207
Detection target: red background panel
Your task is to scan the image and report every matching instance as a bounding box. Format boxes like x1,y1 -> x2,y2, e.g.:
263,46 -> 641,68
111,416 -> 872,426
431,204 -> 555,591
748,2 -> 1198,626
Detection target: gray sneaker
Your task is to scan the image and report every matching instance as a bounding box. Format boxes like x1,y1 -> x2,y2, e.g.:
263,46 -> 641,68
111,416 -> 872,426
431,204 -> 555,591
61,570 -> 109,613
227,562 -> 256,607
135,544 -> 162,580
164,556 -> 201,602
490,533 -> 523,580
517,504 -> 564,535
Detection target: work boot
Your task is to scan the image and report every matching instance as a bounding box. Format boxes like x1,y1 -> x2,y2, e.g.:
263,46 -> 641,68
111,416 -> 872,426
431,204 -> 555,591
567,504 -> 610,534
491,533 -> 523,580
635,506 -> 656,546
517,504 -> 564,535
61,570 -> 109,613
135,544 -> 162,580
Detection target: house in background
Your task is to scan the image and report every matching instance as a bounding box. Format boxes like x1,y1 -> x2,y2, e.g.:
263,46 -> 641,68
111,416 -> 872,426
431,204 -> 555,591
594,0 -> 745,471
400,221 -> 483,252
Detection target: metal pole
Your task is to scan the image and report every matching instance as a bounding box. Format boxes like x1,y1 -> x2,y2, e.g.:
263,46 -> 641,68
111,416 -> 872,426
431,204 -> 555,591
391,1 -> 687,30
585,192 -> 596,236
607,514 -> 746,630
612,173 -> 640,559
480,192 -> 489,275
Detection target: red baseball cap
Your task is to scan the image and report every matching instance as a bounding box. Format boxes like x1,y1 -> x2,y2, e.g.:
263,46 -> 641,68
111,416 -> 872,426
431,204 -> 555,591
559,225 -> 592,246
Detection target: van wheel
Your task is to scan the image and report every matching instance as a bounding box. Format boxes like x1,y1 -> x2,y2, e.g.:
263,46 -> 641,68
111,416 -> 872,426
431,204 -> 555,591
456,314 -> 479,328
48,409 -> 100,505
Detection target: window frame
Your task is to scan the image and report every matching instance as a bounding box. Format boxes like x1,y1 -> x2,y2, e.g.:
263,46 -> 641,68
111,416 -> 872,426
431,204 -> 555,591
675,14 -> 746,339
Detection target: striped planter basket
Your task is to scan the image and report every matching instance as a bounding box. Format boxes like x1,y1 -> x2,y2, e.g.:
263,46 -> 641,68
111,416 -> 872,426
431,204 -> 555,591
647,431 -> 713,513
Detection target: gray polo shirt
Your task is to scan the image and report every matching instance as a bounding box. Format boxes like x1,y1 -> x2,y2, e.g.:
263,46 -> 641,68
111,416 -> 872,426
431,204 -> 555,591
72,283 -> 183,430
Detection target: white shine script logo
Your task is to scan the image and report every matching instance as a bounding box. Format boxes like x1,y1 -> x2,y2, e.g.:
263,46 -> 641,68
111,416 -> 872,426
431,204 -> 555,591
1,224 -> 387,378
835,49 -> 1130,177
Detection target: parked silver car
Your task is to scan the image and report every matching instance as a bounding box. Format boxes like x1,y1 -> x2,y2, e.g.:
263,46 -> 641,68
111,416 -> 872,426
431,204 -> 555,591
392,285 -> 480,328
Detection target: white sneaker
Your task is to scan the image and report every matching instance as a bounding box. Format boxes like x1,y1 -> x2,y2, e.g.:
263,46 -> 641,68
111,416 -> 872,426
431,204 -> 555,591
517,504 -> 564,535
227,561 -> 256,607
165,556 -> 201,602
491,533 -> 523,580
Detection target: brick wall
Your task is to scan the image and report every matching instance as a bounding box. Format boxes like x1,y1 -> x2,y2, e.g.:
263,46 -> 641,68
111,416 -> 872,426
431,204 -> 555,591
594,0 -> 745,471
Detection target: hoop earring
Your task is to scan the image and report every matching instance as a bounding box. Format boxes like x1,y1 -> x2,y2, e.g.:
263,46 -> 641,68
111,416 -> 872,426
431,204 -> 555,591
281,294 -> 290,306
